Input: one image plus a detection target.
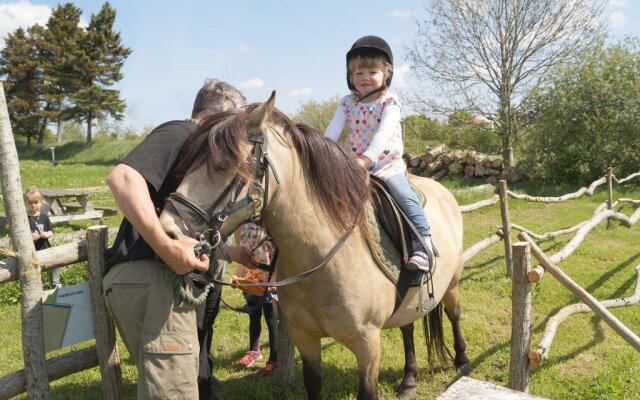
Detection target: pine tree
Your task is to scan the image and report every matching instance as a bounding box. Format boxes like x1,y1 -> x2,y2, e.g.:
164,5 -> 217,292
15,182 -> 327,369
74,2 -> 131,143
40,3 -> 84,143
0,26 -> 45,145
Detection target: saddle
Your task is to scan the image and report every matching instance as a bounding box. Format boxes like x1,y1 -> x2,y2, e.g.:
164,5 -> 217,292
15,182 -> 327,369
368,175 -> 421,264
366,175 -> 437,313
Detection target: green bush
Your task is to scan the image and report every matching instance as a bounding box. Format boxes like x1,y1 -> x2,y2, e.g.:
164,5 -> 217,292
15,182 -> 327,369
520,38 -> 640,183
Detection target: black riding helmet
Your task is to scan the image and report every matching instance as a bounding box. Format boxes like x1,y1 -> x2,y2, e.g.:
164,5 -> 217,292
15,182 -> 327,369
346,35 -> 394,92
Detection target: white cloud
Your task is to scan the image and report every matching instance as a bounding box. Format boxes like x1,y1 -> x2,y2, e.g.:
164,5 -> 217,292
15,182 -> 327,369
0,1 -> 51,45
608,0 -> 627,8
390,9 -> 412,18
78,16 -> 89,29
288,87 -> 312,97
239,41 -> 252,54
609,11 -> 625,30
240,78 -> 265,89
391,63 -> 410,89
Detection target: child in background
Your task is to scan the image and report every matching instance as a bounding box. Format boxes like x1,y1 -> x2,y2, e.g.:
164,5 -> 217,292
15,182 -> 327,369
324,35 -> 435,272
24,187 -> 59,288
231,222 -> 278,376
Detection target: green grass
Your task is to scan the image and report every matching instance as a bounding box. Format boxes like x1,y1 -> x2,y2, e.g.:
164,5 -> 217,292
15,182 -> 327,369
1,143 -> 640,399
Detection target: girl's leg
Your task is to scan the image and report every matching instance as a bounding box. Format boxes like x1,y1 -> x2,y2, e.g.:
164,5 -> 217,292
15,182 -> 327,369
384,173 -> 431,237
238,296 -> 264,367
262,302 -> 278,362
248,298 -> 263,351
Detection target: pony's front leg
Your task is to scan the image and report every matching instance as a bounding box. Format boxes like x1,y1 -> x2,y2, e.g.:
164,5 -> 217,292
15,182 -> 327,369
352,331 -> 382,400
397,323 -> 418,399
294,332 -> 322,400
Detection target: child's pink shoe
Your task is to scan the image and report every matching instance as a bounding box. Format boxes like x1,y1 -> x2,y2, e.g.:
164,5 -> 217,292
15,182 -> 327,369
262,361 -> 277,376
238,350 -> 262,367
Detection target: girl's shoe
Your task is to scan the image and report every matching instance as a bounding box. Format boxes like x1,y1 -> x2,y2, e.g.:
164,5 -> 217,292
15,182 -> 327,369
262,361 -> 277,376
407,251 -> 430,272
238,350 -> 262,367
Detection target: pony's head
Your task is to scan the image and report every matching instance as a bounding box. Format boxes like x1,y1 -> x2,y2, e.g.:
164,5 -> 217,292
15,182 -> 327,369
160,92 -> 370,251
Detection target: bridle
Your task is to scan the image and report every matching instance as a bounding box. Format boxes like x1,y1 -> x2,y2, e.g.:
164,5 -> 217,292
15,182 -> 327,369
166,123 -> 360,295
166,126 -> 277,260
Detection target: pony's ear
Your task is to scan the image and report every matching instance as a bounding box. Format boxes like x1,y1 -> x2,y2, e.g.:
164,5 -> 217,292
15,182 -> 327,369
248,91 -> 276,131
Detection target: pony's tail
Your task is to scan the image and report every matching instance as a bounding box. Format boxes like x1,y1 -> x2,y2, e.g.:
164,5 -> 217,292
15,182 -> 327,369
423,303 -> 453,367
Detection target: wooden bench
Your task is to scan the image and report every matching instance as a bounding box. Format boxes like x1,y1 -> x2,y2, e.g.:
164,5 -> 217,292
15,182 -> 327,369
49,210 -> 104,224
438,377 -> 550,400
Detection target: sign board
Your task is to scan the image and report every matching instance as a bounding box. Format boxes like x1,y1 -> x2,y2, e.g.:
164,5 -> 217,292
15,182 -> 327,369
42,283 -> 94,353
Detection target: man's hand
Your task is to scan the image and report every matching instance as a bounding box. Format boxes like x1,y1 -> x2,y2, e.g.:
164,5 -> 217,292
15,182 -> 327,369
157,237 -> 210,275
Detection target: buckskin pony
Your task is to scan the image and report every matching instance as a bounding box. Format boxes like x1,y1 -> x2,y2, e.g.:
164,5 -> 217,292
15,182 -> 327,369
159,93 -> 469,400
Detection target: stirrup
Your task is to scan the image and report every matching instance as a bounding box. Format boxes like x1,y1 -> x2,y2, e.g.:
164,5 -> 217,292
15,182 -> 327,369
417,277 -> 437,315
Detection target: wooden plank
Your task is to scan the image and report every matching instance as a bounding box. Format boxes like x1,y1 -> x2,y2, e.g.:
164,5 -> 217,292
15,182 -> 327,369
0,346 -> 99,399
61,203 -> 117,216
49,210 -> 103,224
39,187 -> 105,197
438,377 -> 550,399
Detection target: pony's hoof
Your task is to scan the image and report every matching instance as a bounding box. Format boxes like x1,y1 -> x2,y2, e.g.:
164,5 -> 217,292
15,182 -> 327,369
396,385 -> 417,399
456,361 -> 471,375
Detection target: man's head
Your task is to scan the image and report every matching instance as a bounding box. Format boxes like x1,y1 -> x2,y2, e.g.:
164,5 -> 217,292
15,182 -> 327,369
191,79 -> 246,121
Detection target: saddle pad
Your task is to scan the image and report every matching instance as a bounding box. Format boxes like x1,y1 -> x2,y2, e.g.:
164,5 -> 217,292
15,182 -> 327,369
365,202 -> 423,288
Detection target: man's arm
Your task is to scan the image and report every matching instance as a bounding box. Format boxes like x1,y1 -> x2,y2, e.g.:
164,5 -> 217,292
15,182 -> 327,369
107,163 -> 209,275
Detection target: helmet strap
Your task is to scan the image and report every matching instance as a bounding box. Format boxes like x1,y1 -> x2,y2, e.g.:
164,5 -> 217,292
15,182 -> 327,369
357,86 -> 386,103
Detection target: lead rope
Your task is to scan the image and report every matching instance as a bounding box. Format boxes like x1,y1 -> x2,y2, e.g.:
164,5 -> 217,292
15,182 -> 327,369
173,237 -> 216,306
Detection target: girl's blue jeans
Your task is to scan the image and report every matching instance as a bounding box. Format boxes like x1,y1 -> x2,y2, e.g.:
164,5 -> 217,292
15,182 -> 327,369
384,172 -> 431,237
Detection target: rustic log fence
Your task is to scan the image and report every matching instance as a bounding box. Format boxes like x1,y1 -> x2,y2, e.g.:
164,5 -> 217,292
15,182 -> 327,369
0,232 -> 124,399
0,82 -> 123,399
459,169 -> 640,393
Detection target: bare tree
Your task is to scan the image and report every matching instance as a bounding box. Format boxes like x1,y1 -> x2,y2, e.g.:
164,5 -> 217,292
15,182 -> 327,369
407,0 -> 607,169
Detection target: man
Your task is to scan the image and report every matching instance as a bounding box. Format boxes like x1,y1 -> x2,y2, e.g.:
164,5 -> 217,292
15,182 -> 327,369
103,79 -> 251,399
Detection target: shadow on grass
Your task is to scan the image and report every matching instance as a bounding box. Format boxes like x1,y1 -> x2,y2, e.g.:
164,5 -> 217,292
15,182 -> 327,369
49,380 -> 136,400
532,251 -> 640,336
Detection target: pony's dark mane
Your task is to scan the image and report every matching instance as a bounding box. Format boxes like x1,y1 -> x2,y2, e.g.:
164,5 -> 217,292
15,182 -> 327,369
176,103 -> 369,233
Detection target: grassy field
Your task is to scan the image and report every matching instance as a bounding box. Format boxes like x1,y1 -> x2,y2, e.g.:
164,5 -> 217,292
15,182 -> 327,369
1,141 -> 639,399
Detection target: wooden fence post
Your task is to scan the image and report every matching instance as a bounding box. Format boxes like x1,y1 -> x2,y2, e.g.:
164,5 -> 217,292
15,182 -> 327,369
0,83 -> 51,398
86,226 -> 123,399
606,167 -> 613,230
499,180 -> 513,277
275,305 -> 295,386
509,242 -> 532,392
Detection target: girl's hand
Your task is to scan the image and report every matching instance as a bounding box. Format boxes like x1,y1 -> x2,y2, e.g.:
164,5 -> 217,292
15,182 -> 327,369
32,232 -> 40,241
355,157 -> 373,170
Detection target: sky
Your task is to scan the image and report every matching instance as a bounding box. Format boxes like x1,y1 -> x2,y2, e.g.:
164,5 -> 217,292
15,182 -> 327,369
1,0 -> 639,131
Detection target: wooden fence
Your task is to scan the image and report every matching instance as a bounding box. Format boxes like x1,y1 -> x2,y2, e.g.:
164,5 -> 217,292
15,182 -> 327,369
0,83 -> 123,399
459,168 -> 640,393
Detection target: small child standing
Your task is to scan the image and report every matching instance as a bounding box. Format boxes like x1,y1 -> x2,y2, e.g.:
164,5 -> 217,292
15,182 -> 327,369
324,35 -> 434,272
24,187 -> 59,287
231,222 -> 278,376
